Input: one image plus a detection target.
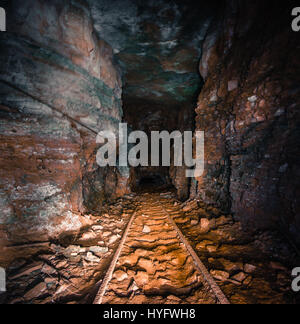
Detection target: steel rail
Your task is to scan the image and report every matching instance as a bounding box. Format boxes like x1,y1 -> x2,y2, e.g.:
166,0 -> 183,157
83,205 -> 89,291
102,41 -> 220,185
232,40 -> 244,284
93,210 -> 138,304
93,199 -> 230,305
159,202 -> 230,305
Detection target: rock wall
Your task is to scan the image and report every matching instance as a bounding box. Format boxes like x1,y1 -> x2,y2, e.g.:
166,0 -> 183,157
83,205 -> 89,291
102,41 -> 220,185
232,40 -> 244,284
0,0 -> 130,264
195,1 -> 300,245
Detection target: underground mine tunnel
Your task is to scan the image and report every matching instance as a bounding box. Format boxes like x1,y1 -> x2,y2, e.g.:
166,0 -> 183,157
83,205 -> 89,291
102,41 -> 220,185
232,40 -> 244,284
0,0 -> 299,305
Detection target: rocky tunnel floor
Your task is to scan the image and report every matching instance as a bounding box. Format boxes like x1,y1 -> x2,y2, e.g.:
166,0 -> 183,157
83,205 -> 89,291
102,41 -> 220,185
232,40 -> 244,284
100,194 -> 218,304
1,192 -> 299,304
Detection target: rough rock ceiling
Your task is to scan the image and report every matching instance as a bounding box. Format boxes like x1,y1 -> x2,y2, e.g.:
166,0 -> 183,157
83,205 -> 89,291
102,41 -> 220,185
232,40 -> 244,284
88,0 -> 219,108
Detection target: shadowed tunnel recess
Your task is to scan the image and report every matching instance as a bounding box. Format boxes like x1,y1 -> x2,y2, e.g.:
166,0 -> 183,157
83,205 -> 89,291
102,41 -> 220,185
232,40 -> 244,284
0,0 -> 299,305
133,169 -> 173,193
138,175 -> 167,190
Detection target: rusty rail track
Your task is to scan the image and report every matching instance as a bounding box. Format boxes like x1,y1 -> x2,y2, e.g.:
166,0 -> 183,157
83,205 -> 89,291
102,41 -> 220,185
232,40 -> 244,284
159,203 -> 230,305
93,197 -> 230,305
93,210 -> 137,304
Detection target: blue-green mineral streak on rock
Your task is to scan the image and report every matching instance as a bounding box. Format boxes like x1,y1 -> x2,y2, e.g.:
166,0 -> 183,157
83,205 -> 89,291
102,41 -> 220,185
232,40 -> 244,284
87,0 -> 217,107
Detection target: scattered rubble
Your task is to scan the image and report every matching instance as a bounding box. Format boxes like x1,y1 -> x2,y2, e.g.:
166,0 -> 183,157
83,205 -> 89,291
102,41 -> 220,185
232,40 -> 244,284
142,226 -> 151,234
3,199 -> 134,304
210,270 -> 230,282
2,193 -> 297,304
171,195 -> 298,304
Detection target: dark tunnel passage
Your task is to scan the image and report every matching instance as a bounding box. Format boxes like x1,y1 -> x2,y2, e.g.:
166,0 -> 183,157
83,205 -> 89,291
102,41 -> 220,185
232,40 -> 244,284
138,175 -> 167,189
133,168 -> 173,193
0,0 -> 299,305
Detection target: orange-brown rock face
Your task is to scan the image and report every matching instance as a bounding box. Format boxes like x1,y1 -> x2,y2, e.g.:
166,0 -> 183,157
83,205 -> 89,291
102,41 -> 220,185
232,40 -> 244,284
195,2 -> 300,245
0,0 -> 130,265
